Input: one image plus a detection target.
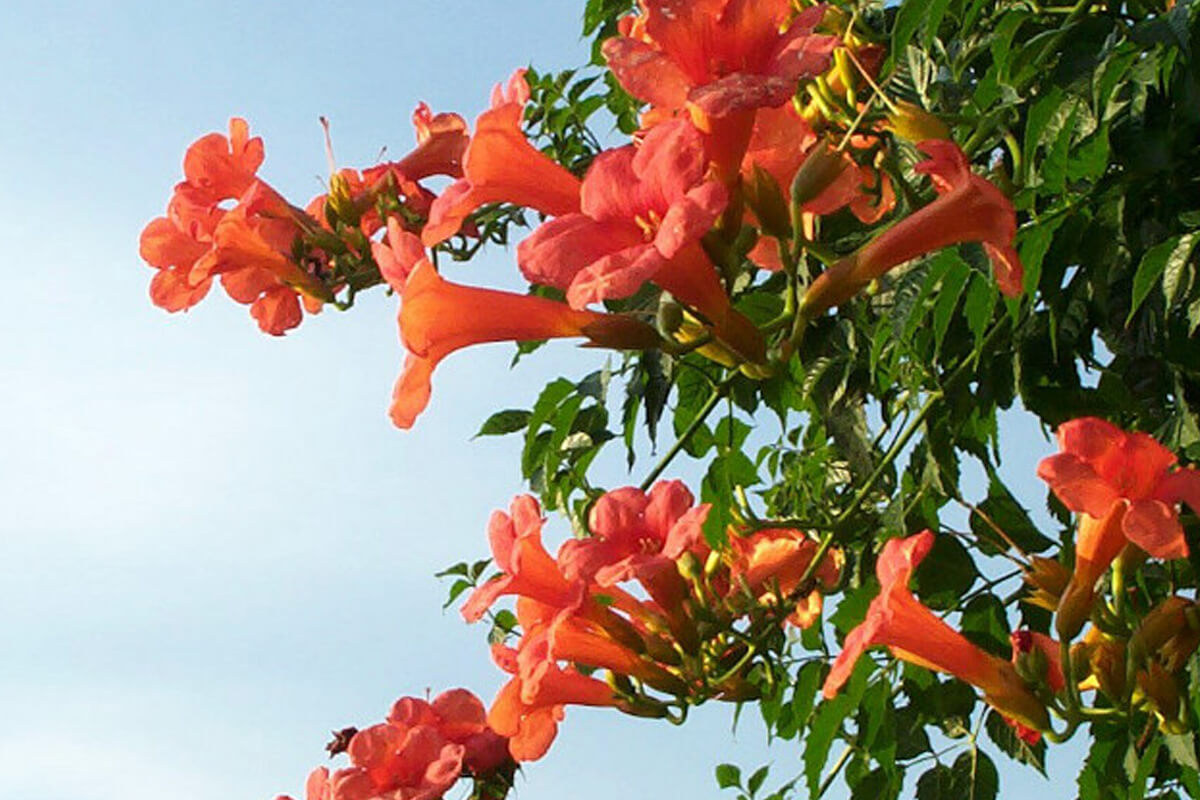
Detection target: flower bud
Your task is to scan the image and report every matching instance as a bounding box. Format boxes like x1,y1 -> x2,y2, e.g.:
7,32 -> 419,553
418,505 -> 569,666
745,165 -> 791,240
791,138 -> 848,208
885,101 -> 951,142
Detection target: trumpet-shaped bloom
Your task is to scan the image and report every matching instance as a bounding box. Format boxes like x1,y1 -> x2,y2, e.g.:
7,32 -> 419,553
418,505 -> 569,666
801,140 -> 1023,315
423,70 -> 582,246
603,2 -> 836,119
285,689 -> 510,800
140,120 -> 330,334
1038,417 -> 1200,560
823,531 -> 1050,734
604,2 -> 837,180
138,195 -> 216,312
727,527 -> 843,628
379,103 -> 469,183
390,239 -> 659,429
461,495 -> 584,622
517,119 -> 764,362
488,640 -> 617,762
557,480 -> 709,589
557,480 -> 709,648
177,117 -> 264,207
140,118 -> 264,314
742,104 -> 895,226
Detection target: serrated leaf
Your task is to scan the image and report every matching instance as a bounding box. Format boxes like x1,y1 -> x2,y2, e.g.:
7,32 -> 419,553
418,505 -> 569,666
932,256 -> 971,355
1129,233 -> 1199,322
475,409 -> 532,438
913,534 -> 978,610
1130,738 -> 1162,800
916,764 -> 956,800
970,477 -> 1055,554
985,709 -> 1046,774
952,751 -> 998,800
1166,733 -> 1200,772
963,274 -> 998,350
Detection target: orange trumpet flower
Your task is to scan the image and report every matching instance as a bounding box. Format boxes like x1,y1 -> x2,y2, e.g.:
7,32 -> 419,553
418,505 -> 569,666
801,140 -> 1024,315
823,531 -> 1050,735
389,237 -> 659,429
423,70 -> 582,246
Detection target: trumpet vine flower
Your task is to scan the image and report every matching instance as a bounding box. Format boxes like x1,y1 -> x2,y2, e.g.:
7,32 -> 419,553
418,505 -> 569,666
801,140 -> 1023,315
823,531 -> 1050,736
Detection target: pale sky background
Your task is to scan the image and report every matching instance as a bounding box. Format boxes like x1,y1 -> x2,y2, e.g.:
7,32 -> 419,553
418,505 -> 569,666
1,3 -> 1081,799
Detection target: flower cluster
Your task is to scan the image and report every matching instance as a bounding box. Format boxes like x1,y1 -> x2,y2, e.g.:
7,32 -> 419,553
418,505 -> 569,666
277,690 -> 514,800
141,2 -> 1025,425
465,481 -> 842,761
136,2 -> 1200,797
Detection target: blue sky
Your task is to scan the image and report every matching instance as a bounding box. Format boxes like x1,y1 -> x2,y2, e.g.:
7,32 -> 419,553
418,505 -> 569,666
0,3 -> 1081,798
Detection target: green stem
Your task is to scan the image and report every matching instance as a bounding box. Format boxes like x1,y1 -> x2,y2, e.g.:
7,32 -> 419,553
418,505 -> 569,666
816,744 -> 855,800
638,374 -> 735,491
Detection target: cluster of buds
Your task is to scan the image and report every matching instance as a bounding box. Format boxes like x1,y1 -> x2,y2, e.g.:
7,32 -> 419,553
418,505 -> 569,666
462,481 -> 842,762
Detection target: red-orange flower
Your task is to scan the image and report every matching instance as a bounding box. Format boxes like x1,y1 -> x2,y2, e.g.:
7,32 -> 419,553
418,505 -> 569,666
389,237 -> 659,429
801,140 -> 1023,315
1039,417 -> 1200,560
727,527 -> 843,628
140,118 -> 264,313
286,690 -> 511,800
604,1 -> 837,180
380,103 -> 470,183
823,531 -> 1050,734
1039,417 -> 1200,637
423,70 -> 582,246
175,117 -> 264,206
140,119 -> 330,335
604,2 -> 836,119
517,119 -> 764,362
461,495 -> 585,623
488,638 -> 617,762
556,480 -> 709,648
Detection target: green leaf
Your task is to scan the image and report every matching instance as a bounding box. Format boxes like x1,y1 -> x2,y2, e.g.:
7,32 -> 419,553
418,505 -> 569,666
932,254 -> 971,356
984,709 -> 1046,774
953,751 -> 998,800
960,594 -> 1011,656
475,409 -> 532,438
1129,234 -> 1199,322
969,477 -> 1055,554
1130,738 -> 1162,800
716,763 -> 742,790
1166,733 -> 1200,772
442,578 -> 472,609
747,765 -> 770,797
912,534 -> 978,610
915,764 -> 956,800
850,768 -> 901,800
963,274 -> 998,350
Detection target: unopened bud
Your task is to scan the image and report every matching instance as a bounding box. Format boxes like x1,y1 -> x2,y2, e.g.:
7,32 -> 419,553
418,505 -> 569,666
791,139 -> 848,208
1013,642 -> 1050,687
1054,578 -> 1096,642
744,165 -> 791,239
326,171 -> 363,226
885,101 -> 951,142
656,295 -> 684,336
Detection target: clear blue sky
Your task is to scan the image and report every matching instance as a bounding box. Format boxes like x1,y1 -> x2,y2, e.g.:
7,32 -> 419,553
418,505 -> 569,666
0,3 -> 1080,798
